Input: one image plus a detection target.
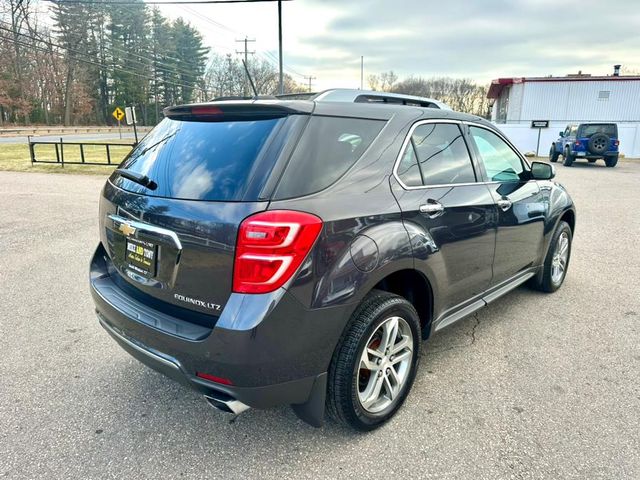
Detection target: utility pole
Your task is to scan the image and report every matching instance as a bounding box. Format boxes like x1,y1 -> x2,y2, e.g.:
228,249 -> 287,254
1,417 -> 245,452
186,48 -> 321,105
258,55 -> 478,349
278,0 -> 284,95
303,75 -> 316,93
236,36 -> 256,97
360,56 -> 364,90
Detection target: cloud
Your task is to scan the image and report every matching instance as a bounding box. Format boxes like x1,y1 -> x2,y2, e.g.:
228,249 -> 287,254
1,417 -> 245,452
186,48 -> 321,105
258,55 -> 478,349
159,0 -> 640,89
289,0 -> 640,86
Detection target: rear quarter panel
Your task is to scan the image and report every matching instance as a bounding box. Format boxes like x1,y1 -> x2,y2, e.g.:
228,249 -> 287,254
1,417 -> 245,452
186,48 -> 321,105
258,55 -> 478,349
269,113 -> 420,312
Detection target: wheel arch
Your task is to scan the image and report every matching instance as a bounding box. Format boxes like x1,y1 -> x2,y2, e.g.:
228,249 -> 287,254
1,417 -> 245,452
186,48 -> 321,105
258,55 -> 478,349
370,268 -> 434,338
560,208 -> 576,234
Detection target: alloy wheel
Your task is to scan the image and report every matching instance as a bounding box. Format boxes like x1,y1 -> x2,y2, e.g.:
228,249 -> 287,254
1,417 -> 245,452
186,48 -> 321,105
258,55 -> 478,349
551,231 -> 570,284
357,316 -> 414,414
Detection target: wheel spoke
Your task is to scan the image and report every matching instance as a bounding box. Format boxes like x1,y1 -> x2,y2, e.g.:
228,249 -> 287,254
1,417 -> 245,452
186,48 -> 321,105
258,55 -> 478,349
387,365 -> 401,385
360,347 -> 382,371
390,349 -> 412,365
383,375 -> 397,401
390,335 -> 412,355
559,237 -> 569,255
380,317 -> 399,353
367,347 -> 384,359
361,374 -> 384,409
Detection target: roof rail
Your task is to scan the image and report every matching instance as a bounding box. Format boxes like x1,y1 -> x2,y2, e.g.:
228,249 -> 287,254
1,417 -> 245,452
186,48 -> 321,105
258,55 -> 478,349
310,89 -> 451,110
274,92 -> 316,100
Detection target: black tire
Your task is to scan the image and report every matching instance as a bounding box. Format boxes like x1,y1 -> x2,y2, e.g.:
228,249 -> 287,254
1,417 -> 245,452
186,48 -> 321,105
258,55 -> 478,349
604,155 -> 618,168
549,145 -> 559,162
588,133 -> 609,155
563,147 -> 574,167
326,290 -> 421,431
529,220 -> 572,293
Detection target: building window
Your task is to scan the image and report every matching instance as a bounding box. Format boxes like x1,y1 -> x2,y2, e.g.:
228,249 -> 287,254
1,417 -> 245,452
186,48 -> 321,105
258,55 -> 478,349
598,91 -> 611,101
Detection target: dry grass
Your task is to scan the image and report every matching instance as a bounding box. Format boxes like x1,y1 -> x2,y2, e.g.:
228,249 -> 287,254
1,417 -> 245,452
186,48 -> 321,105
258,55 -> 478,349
0,142 -> 132,175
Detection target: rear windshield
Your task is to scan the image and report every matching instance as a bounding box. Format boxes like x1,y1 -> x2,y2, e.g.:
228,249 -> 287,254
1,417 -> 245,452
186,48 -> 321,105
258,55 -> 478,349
273,116 -> 385,199
112,117 -> 285,201
578,124 -> 617,137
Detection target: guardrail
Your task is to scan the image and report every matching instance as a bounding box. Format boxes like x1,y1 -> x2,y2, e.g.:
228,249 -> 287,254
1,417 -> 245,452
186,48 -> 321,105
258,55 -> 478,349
28,136 -> 135,167
0,126 -> 152,136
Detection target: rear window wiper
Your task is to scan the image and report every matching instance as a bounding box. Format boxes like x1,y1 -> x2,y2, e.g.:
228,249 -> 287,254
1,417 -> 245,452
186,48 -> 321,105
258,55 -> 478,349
114,168 -> 158,190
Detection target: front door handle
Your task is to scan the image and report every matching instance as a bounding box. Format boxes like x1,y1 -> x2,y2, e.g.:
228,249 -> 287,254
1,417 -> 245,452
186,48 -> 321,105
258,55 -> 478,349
419,202 -> 445,217
497,198 -> 512,211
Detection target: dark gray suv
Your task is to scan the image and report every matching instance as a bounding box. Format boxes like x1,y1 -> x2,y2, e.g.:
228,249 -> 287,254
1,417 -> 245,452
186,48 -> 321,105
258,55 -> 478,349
90,89 -> 576,430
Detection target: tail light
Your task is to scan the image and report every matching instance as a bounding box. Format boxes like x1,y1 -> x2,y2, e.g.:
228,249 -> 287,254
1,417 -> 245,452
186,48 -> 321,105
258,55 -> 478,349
196,372 -> 233,385
574,140 -> 581,147
191,106 -> 223,116
233,210 -> 323,294
615,140 -> 620,146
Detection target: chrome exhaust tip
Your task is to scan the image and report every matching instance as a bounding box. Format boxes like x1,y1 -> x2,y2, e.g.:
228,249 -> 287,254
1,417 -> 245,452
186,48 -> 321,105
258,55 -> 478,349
204,394 -> 251,415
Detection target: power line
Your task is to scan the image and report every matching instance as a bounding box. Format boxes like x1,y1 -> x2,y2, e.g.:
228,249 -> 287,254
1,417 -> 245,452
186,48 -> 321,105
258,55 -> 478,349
0,17 -> 203,81
0,26 -> 202,93
44,0 -> 292,4
0,15 -> 209,86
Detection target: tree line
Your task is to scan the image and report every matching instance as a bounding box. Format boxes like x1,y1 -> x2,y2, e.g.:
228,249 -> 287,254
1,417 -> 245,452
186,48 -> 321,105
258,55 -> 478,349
1,0 -> 491,127
0,0 -> 306,126
368,71 -> 490,117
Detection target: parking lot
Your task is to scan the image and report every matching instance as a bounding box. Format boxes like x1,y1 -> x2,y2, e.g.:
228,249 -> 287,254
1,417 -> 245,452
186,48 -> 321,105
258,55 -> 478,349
0,160 -> 638,479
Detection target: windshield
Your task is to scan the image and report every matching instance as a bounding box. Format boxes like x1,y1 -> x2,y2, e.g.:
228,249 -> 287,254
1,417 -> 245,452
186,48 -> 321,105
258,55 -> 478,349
111,117 -> 286,201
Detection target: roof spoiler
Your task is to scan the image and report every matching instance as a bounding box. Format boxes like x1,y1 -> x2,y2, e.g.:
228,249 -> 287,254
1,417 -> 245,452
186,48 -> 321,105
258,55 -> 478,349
164,102 -> 312,120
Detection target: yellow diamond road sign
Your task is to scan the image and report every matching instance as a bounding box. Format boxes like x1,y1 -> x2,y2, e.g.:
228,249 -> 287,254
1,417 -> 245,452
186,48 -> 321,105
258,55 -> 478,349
112,107 -> 125,122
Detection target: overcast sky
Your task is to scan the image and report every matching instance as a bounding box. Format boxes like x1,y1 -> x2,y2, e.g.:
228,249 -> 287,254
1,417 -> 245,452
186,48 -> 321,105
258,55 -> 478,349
157,0 -> 640,90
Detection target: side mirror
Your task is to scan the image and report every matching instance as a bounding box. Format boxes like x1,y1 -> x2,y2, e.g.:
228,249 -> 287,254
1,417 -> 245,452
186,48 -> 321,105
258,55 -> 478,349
559,131 -> 564,137
531,161 -> 555,180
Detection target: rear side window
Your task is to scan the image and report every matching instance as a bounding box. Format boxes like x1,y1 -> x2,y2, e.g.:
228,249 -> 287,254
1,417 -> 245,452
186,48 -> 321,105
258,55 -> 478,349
273,116 -> 385,199
397,122 -> 476,187
578,124 -> 617,137
112,117 -> 285,201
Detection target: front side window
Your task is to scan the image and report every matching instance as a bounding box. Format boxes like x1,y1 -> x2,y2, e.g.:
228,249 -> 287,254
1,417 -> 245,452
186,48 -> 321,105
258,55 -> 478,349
397,122 -> 476,187
469,126 -> 526,182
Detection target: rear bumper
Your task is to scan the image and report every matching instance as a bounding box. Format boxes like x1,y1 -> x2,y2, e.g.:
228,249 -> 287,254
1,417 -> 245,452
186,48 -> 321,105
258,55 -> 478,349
90,243 -> 350,425
574,151 -> 618,158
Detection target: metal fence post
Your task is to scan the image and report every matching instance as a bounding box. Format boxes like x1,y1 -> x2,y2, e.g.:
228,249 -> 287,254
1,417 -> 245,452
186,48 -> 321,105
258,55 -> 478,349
60,137 -> 65,168
28,135 -> 35,165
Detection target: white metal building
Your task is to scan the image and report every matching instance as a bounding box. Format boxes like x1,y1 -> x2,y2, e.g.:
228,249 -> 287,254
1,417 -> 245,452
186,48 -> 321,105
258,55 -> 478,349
488,68 -> 640,158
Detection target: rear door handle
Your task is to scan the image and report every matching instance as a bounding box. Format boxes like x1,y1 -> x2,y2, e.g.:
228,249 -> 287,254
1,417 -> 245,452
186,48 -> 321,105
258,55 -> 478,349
497,198 -> 512,211
419,202 -> 445,217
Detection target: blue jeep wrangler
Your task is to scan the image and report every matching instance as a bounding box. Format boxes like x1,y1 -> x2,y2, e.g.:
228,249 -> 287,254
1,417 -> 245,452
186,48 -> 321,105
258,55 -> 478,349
550,123 -> 619,167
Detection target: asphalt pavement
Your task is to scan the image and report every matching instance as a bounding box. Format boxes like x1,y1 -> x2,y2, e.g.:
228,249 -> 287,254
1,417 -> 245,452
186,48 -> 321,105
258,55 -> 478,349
0,160 -> 638,479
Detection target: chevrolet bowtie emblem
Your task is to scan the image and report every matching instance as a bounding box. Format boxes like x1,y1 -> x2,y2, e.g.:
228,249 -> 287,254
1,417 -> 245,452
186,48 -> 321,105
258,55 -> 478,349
119,223 -> 136,236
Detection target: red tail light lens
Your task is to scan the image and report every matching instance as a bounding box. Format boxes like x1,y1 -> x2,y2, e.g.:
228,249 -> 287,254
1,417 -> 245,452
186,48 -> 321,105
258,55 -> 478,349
615,140 -> 620,146
191,106 -> 223,116
196,372 -> 233,385
233,210 -> 323,294
574,140 -> 581,147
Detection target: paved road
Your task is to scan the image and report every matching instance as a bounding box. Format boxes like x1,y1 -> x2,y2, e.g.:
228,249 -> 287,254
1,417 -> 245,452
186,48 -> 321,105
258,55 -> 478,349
0,161 -> 639,479
0,132 -> 140,144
